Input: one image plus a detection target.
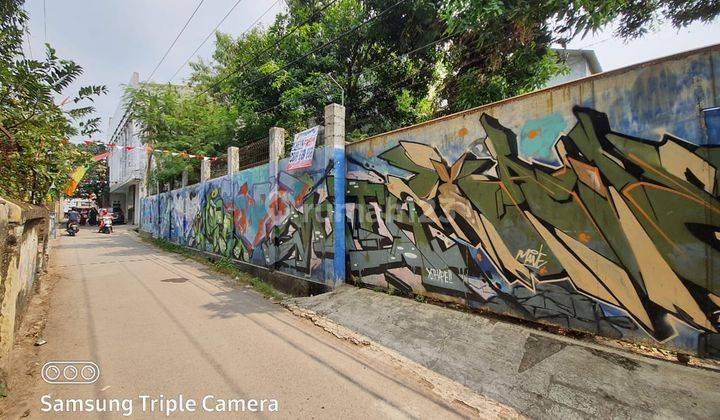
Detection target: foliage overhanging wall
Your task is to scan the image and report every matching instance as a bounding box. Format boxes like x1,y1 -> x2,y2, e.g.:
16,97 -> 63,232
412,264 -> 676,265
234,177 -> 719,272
143,46 -> 720,357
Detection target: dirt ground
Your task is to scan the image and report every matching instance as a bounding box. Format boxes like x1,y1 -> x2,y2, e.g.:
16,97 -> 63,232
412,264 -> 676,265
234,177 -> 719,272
0,250 -> 61,419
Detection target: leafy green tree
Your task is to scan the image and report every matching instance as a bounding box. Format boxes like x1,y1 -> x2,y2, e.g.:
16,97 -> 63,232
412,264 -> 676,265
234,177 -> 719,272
0,0 -> 107,204
437,0 -> 720,113
193,0 -> 445,141
191,0 -> 719,138
555,0 -> 720,40
437,1 -> 565,112
74,142 -> 109,204
173,0 -> 720,144
123,84 -> 238,187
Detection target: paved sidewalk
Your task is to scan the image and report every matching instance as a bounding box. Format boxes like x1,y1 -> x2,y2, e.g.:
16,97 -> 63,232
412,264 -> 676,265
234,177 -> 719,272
15,226 -> 491,419
292,286 -> 720,419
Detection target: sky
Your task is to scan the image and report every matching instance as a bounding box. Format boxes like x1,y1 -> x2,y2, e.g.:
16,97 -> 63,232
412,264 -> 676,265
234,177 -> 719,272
21,0 -> 720,142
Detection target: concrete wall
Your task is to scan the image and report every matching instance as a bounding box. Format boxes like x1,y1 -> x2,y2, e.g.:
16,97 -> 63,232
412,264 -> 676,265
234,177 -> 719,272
345,45 -> 720,357
142,145 -> 335,285
0,197 -> 48,370
142,45 -> 720,357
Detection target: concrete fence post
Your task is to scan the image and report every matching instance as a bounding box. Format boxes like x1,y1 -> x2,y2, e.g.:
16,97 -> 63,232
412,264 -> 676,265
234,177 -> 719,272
228,146 -> 239,176
181,169 -> 188,187
268,127 -> 286,270
269,127 -> 286,161
200,159 -> 211,183
324,103 -> 346,286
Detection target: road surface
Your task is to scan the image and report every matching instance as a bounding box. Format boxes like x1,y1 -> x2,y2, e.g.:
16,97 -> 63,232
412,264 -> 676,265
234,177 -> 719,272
21,226 -> 470,419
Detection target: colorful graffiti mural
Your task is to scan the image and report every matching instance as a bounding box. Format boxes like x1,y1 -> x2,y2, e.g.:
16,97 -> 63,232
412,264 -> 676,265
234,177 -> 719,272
345,106 -> 720,357
141,47 -> 720,356
141,195 -> 158,237
142,147 -> 335,284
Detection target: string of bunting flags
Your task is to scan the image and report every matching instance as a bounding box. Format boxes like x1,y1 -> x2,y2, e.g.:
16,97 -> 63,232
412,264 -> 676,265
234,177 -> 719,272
81,139 -> 221,161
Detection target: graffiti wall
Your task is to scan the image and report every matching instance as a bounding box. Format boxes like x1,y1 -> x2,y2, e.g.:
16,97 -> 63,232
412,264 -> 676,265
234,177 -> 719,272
142,146 -> 335,284
345,47 -> 720,356
141,47 -> 720,356
141,195 -> 158,237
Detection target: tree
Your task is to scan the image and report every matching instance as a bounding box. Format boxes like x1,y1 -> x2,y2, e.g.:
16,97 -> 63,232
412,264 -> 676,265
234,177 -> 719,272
555,0 -> 720,40
178,0 -> 720,143
0,0 -> 107,204
123,84 -> 237,187
74,142 -> 109,205
193,0 -> 445,141
436,0 -> 720,113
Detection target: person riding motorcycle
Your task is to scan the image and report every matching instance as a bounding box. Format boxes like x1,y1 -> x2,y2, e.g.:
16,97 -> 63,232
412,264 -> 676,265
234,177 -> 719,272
67,209 -> 80,229
98,208 -> 113,233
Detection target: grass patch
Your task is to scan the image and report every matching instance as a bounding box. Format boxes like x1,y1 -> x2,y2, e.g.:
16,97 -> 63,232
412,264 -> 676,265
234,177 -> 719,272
213,257 -> 285,301
142,236 -> 285,301
149,237 -> 193,257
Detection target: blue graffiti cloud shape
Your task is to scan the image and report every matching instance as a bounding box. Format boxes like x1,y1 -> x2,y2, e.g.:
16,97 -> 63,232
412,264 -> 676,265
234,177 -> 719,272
518,113 -> 566,168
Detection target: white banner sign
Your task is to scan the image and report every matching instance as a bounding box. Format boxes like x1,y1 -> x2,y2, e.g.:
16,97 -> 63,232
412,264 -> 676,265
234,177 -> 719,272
287,126 -> 319,170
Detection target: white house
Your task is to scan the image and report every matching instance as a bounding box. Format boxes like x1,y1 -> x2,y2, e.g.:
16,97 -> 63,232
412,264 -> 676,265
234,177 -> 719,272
545,49 -> 602,88
107,72 -> 147,225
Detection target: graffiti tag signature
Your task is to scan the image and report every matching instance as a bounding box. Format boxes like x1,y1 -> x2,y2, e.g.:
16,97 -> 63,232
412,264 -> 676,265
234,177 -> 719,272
515,245 -> 548,270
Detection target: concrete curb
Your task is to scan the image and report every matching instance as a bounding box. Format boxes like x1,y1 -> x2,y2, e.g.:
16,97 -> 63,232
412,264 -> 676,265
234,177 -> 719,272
281,300 -> 525,419
289,286 -> 720,419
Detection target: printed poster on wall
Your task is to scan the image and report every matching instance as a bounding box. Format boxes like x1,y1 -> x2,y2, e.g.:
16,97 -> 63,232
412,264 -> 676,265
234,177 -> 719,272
287,126 -> 319,170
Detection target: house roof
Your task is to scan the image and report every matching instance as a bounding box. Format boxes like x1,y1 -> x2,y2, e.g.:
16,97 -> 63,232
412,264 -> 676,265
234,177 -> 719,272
553,48 -> 603,74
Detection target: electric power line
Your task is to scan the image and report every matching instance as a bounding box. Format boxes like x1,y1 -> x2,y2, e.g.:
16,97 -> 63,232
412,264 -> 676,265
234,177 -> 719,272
250,0 -> 286,29
195,0 -> 342,97
228,0 -> 410,98
25,29 -> 33,59
168,0 -> 265,83
42,0 -> 47,43
146,0 -> 207,82
576,36 -> 613,50
254,33 -> 455,116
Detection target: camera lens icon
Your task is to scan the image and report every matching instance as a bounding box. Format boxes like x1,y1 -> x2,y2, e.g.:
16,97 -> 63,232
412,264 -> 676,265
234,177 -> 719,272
42,361 -> 99,384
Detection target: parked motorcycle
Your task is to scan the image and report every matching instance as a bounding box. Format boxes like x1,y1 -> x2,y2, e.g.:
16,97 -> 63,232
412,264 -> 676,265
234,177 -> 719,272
66,221 -> 80,236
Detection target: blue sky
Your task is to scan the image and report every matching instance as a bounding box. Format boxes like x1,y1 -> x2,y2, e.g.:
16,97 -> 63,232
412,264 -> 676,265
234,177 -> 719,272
21,0 -> 720,141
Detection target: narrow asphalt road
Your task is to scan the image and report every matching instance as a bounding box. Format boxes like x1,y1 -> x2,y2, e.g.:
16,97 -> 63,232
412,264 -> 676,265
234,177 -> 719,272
24,226 -> 469,419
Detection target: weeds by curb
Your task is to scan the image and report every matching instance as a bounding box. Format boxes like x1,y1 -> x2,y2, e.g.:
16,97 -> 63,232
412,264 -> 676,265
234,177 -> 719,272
212,257 -> 285,301
141,236 -> 285,301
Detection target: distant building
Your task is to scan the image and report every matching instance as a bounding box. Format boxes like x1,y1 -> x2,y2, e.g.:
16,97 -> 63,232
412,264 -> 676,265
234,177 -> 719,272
107,72 -> 147,226
62,198 -> 94,214
545,49 -> 602,88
